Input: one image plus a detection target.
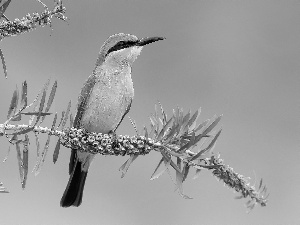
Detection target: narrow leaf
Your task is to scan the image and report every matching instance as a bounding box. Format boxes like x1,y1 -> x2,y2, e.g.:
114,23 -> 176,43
164,123 -> 180,143
69,113 -> 74,127
34,90 -> 47,125
178,108 -> 184,125
190,129 -> 222,161
29,79 -> 50,125
154,104 -> 158,124
45,80 -> 57,113
0,0 -> 12,19
187,107 -> 201,131
61,101 -> 71,129
189,131 -> 196,148
150,157 -> 170,180
34,134 -> 51,176
150,158 -> 164,180
53,139 -> 61,164
13,127 -> 34,136
11,114 -> 21,121
149,116 -> 156,128
144,126 -> 148,139
158,101 -> 167,124
20,81 -> 28,110
128,116 -> 139,135
157,117 -> 173,141
261,185 -> 268,196
173,107 -> 180,124
203,128 -> 222,151
57,111 -> 65,128
0,48 -> 7,78
154,105 -> 160,135
178,131 -> 196,154
182,162 -> 190,182
158,118 -> 164,127
34,132 -> 40,157
22,134 -> 29,189
174,157 -> 183,193
21,112 -> 52,116
51,113 -> 59,162
51,112 -> 58,130
40,80 -> 57,123
201,115 -> 222,136
258,178 -> 263,190
175,168 -> 183,193
15,142 -> 24,185
119,158 -> 129,171
174,161 -> 191,199
119,155 -> 138,178
177,157 -> 182,170
148,123 -> 156,139
178,110 -> 191,135
7,89 -> 18,119
160,151 -> 181,174
193,117 -> 220,144
194,119 -> 210,133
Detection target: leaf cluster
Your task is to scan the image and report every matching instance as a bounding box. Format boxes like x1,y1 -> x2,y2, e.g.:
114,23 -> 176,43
140,104 -> 223,198
117,103 -> 268,209
0,81 -> 268,211
2,79 -> 71,189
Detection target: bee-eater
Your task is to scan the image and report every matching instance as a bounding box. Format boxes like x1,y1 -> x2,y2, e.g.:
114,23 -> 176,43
60,33 -> 164,207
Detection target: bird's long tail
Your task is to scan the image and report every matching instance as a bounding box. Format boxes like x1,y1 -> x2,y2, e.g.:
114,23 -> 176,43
60,159 -> 88,207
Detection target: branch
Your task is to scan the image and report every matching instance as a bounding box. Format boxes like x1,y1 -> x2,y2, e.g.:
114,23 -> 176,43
0,0 -> 67,40
0,117 -> 268,210
0,80 -> 268,211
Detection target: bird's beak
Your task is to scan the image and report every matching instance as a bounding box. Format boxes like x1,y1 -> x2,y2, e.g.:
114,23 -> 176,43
137,37 -> 165,46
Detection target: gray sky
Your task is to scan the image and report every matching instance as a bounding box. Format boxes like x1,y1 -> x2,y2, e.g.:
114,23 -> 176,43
0,0 -> 300,224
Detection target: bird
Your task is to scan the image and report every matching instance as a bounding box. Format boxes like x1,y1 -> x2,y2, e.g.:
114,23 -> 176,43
60,33 -> 165,207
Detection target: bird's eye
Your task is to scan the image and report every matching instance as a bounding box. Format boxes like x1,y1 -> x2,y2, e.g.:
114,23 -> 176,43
106,40 -> 137,56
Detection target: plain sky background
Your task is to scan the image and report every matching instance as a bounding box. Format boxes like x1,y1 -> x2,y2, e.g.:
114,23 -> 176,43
0,0 -> 300,224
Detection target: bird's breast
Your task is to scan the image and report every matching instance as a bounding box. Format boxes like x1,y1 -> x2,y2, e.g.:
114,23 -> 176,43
80,68 -> 134,133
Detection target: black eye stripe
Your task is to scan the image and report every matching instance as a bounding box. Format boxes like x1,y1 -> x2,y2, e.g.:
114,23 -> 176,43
106,40 -> 138,56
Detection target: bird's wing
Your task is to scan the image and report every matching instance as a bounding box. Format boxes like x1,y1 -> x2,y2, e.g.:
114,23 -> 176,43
113,97 -> 132,132
69,74 -> 97,175
73,74 -> 97,128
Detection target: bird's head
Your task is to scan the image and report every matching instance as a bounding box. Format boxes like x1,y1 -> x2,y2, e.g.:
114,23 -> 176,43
95,33 -> 165,69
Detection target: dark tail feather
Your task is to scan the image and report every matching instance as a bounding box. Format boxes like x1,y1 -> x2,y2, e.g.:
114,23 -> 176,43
60,160 -> 88,207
